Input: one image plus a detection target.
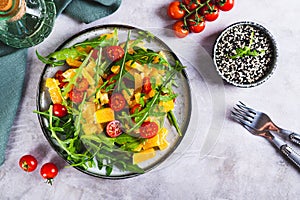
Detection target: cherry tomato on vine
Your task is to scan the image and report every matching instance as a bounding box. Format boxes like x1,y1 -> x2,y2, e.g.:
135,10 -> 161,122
182,0 -> 200,11
75,77 -> 89,92
106,120 -> 122,138
19,155 -> 38,172
105,46 -> 125,62
173,20 -> 189,38
142,77 -> 152,94
167,1 -> 186,20
188,13 -> 206,33
200,3 -> 219,22
40,162 -> 58,185
139,121 -> 159,139
216,0 -> 234,11
109,93 -> 126,111
69,89 -> 84,103
53,104 -> 68,118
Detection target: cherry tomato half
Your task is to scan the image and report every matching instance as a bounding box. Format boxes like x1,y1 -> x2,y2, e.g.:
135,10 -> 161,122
109,93 -> 126,111
188,13 -> 206,33
130,104 -> 141,115
130,104 -> 142,122
173,20 -> 189,38
19,155 -> 38,172
106,74 -> 117,85
139,121 -> 159,139
69,89 -> 84,104
75,77 -> 89,92
200,3 -> 219,22
54,70 -> 67,88
105,46 -> 125,62
106,120 -> 122,138
40,162 -> 58,185
53,104 -> 68,118
167,1 -> 186,20
216,0 -> 234,11
182,0 -> 200,11
142,77 -> 152,94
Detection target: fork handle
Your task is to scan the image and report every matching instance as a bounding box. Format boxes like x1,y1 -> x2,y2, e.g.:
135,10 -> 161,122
270,132 -> 300,169
279,129 -> 300,145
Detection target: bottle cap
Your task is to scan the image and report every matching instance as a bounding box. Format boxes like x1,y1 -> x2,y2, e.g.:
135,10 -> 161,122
0,0 -> 13,12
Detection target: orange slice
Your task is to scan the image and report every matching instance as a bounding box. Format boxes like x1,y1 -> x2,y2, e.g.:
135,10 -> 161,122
45,78 -> 63,104
133,148 -> 156,164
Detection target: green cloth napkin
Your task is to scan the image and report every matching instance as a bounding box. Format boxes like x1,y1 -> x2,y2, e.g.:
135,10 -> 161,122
0,0 -> 121,166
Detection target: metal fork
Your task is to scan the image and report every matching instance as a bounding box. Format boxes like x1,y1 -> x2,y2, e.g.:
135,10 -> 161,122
239,123 -> 300,169
231,101 -> 300,146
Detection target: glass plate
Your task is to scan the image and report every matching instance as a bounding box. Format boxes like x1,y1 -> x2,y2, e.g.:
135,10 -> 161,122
37,24 -> 192,179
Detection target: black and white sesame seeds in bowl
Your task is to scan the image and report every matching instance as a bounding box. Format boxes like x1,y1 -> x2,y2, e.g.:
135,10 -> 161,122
213,21 -> 278,88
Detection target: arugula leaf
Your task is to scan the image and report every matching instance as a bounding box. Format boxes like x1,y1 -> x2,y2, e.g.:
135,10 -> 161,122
229,31 -> 265,59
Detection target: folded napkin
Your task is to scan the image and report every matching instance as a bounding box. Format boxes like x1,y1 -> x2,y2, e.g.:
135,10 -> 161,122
0,0 -> 121,166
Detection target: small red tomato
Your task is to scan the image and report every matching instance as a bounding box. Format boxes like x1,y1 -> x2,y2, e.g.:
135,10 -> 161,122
106,120 -> 122,138
173,20 -> 189,38
106,74 -> 117,85
69,89 -> 84,104
75,77 -> 89,92
54,70 -> 67,88
105,46 -> 125,62
130,104 -> 141,115
200,3 -> 219,22
216,0 -> 234,11
182,0 -> 200,10
188,13 -> 206,33
139,121 -> 159,139
91,49 -> 100,60
19,155 -> 38,172
53,104 -> 68,118
109,93 -> 126,111
167,1 -> 186,19
40,162 -> 58,185
142,77 -> 152,94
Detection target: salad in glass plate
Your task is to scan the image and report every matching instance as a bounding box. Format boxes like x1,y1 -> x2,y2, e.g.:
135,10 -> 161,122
36,25 -> 191,178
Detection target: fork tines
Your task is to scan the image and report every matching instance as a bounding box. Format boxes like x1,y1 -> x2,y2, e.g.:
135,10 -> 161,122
231,102 -> 256,127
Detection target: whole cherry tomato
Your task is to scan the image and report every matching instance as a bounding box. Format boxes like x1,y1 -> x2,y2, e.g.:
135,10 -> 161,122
106,120 -> 122,138
167,1 -> 186,20
173,20 -> 189,38
139,121 -> 159,139
19,155 -> 38,172
69,89 -> 84,103
40,162 -> 58,185
105,46 -> 125,62
216,0 -> 234,11
75,77 -> 89,92
200,3 -> 219,22
188,13 -> 206,33
182,0 -> 200,11
109,93 -> 126,111
53,104 -> 68,118
142,77 -> 152,94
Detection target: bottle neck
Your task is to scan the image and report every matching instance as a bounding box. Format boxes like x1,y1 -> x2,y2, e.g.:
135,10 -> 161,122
0,0 -> 24,21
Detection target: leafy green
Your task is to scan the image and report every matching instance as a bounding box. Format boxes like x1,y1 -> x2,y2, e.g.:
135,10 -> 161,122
229,31 -> 266,59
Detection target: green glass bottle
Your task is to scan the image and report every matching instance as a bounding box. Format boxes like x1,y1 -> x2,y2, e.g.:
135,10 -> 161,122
0,0 -> 56,48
